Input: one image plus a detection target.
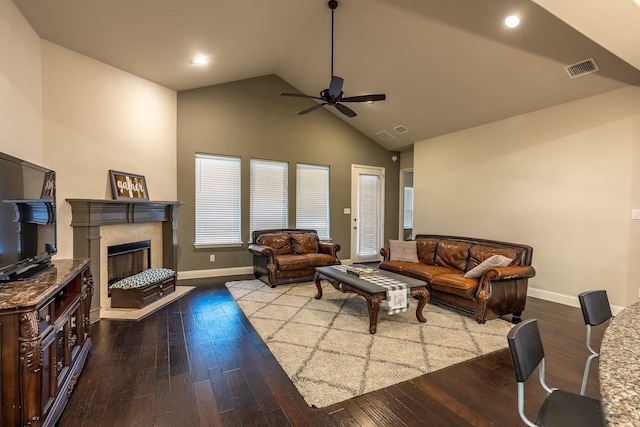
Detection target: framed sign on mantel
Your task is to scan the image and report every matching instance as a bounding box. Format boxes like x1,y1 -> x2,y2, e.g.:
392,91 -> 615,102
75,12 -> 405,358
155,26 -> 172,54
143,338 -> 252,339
109,170 -> 149,200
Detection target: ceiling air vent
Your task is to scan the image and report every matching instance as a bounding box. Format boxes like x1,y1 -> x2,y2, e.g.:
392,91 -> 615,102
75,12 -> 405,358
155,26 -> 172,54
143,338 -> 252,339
564,58 -> 599,79
393,125 -> 409,134
376,130 -> 394,141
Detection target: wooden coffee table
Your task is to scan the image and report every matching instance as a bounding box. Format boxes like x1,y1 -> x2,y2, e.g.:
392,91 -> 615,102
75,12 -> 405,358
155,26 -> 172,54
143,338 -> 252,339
314,265 -> 429,334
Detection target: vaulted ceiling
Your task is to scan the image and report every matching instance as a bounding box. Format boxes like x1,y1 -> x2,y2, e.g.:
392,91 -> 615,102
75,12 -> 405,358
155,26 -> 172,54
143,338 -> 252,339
14,0 -> 640,151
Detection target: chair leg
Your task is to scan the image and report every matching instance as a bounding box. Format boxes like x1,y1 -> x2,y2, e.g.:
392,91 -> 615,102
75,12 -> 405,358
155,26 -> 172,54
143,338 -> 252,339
581,324 -> 599,396
581,352 -> 599,395
517,382 -> 538,427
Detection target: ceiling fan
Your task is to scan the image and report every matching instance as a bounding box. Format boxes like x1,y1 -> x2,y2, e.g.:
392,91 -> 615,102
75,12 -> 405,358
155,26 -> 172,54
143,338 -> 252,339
280,0 -> 386,118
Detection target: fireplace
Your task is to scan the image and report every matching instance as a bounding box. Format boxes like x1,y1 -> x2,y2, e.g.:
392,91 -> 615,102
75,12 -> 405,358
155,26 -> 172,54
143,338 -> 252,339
67,199 -> 182,321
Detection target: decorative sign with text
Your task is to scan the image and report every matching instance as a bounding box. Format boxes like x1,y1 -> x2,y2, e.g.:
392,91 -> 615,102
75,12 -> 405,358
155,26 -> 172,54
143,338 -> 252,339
109,170 -> 149,200
41,171 -> 56,198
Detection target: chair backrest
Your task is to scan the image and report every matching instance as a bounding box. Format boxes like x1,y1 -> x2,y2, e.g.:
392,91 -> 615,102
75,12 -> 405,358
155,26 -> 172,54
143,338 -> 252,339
507,319 -> 545,382
578,290 -> 612,326
251,229 -> 317,244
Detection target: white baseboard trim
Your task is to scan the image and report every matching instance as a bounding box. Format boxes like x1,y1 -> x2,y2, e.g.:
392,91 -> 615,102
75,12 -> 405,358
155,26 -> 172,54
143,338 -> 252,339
178,266 -> 253,280
528,286 -> 624,315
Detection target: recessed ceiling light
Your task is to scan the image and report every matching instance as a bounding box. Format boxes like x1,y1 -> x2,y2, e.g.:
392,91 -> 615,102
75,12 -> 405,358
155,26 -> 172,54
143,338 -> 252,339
191,56 -> 209,65
504,15 -> 520,28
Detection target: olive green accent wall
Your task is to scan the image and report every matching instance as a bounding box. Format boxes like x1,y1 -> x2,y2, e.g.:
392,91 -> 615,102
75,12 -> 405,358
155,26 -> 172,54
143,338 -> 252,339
177,74 -> 399,273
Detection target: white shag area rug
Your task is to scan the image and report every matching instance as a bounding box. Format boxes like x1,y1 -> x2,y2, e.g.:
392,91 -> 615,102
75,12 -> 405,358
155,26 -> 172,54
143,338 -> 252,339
226,279 -> 513,408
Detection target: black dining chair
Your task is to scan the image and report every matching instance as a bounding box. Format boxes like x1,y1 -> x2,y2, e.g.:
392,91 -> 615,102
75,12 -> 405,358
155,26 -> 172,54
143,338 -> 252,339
507,319 -> 604,427
578,290 -> 613,396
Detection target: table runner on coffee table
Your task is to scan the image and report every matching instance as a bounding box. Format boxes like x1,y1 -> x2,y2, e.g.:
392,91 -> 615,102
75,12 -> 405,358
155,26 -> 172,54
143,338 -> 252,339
331,265 -> 409,314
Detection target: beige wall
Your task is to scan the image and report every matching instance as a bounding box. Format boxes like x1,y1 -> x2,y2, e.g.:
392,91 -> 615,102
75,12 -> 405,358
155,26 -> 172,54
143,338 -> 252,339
41,41 -> 178,260
0,0 -> 42,162
1,1 -> 178,263
177,75 -> 400,275
414,86 -> 640,308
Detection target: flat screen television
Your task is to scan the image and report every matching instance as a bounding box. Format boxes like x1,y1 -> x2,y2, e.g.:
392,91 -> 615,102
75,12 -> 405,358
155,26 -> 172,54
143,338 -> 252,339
0,151 -> 57,283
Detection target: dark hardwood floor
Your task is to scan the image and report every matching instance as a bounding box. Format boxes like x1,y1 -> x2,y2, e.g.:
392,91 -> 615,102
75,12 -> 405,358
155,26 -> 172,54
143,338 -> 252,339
57,276 -> 605,427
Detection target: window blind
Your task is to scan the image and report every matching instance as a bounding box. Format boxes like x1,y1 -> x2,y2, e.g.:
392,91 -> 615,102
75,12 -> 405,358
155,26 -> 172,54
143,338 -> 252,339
195,154 -> 241,245
358,174 -> 381,257
404,187 -> 414,229
296,164 -> 330,239
250,159 -> 288,235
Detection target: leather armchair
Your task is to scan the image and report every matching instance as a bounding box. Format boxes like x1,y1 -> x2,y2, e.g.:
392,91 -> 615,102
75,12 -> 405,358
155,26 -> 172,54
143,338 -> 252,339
248,229 -> 340,287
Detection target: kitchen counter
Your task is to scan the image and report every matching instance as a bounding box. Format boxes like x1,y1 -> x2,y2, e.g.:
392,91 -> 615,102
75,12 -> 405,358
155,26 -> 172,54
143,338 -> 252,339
600,299 -> 640,426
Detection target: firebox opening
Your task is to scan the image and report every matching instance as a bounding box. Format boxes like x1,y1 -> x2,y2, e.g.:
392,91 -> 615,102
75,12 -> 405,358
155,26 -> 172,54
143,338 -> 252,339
107,240 -> 151,296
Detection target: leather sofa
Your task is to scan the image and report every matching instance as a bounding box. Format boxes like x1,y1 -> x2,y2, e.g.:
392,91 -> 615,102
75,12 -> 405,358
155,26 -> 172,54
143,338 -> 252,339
379,234 -> 535,323
248,229 -> 341,287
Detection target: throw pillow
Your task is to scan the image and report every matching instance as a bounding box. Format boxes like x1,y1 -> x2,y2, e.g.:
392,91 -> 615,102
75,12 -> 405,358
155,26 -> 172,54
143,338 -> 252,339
464,254 -> 513,278
389,240 -> 419,263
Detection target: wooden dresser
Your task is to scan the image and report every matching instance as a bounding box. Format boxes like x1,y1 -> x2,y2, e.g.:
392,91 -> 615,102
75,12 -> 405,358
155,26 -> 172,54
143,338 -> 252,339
0,259 -> 93,427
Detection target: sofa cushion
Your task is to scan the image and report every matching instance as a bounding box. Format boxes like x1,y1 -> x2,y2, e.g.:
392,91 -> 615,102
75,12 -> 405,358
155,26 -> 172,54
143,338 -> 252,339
402,264 -> 460,282
416,238 -> 439,265
257,233 -> 292,255
429,274 -> 479,299
389,239 -> 419,262
291,232 -> 319,254
276,254 -> 310,271
378,260 -> 418,274
302,253 -> 338,267
435,241 -> 472,271
467,244 -> 521,270
464,254 -> 513,278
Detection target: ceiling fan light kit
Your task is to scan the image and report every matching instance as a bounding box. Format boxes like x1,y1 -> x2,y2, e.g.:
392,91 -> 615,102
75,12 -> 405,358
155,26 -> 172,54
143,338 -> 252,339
280,0 -> 386,118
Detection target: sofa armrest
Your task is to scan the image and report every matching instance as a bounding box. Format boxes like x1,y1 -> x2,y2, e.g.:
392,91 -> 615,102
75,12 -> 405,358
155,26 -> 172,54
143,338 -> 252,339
474,265 -> 536,321
476,265 -> 536,297
482,265 -> 536,281
380,247 -> 391,261
248,244 -> 276,263
319,242 -> 341,258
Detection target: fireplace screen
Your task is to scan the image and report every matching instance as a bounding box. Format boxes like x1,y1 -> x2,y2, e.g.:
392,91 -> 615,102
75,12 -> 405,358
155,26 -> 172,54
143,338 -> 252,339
107,240 -> 151,290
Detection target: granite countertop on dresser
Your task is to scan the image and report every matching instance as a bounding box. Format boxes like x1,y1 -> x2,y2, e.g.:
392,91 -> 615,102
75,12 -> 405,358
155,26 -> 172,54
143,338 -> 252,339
600,299 -> 640,427
0,259 -> 90,310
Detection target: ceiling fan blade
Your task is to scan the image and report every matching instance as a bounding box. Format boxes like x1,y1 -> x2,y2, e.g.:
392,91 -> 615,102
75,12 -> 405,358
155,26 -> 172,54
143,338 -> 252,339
298,103 -> 327,115
328,76 -> 344,98
280,92 -> 324,101
340,94 -> 386,103
335,103 -> 357,118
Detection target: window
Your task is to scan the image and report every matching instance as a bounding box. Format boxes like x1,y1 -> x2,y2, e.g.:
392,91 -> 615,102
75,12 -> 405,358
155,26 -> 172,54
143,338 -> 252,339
296,164 -> 330,239
357,173 -> 382,257
403,187 -> 413,229
250,159 -> 288,235
195,154 -> 241,245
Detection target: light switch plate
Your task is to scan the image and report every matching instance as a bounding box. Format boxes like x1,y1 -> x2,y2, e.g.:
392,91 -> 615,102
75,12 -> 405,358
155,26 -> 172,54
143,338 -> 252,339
632,209 -> 640,220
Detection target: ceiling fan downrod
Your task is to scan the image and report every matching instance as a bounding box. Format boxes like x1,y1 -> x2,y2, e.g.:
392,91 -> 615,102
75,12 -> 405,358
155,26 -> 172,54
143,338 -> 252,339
329,0 -> 338,78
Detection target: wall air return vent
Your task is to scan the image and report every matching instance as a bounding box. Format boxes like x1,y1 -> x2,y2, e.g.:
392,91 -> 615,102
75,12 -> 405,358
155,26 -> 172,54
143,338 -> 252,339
564,58 -> 599,79
376,130 -> 394,141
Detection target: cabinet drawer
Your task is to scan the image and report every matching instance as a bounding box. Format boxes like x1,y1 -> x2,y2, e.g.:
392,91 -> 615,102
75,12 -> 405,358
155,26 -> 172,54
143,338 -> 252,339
38,301 -> 54,333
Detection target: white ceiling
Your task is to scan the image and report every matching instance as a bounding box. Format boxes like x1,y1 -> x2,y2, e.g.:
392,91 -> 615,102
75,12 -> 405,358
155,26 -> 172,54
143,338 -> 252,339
13,0 -> 640,151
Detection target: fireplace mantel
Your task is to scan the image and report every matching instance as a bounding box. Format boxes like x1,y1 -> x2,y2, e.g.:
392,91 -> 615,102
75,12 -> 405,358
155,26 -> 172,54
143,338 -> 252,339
67,199 -> 183,321
67,199 -> 182,226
